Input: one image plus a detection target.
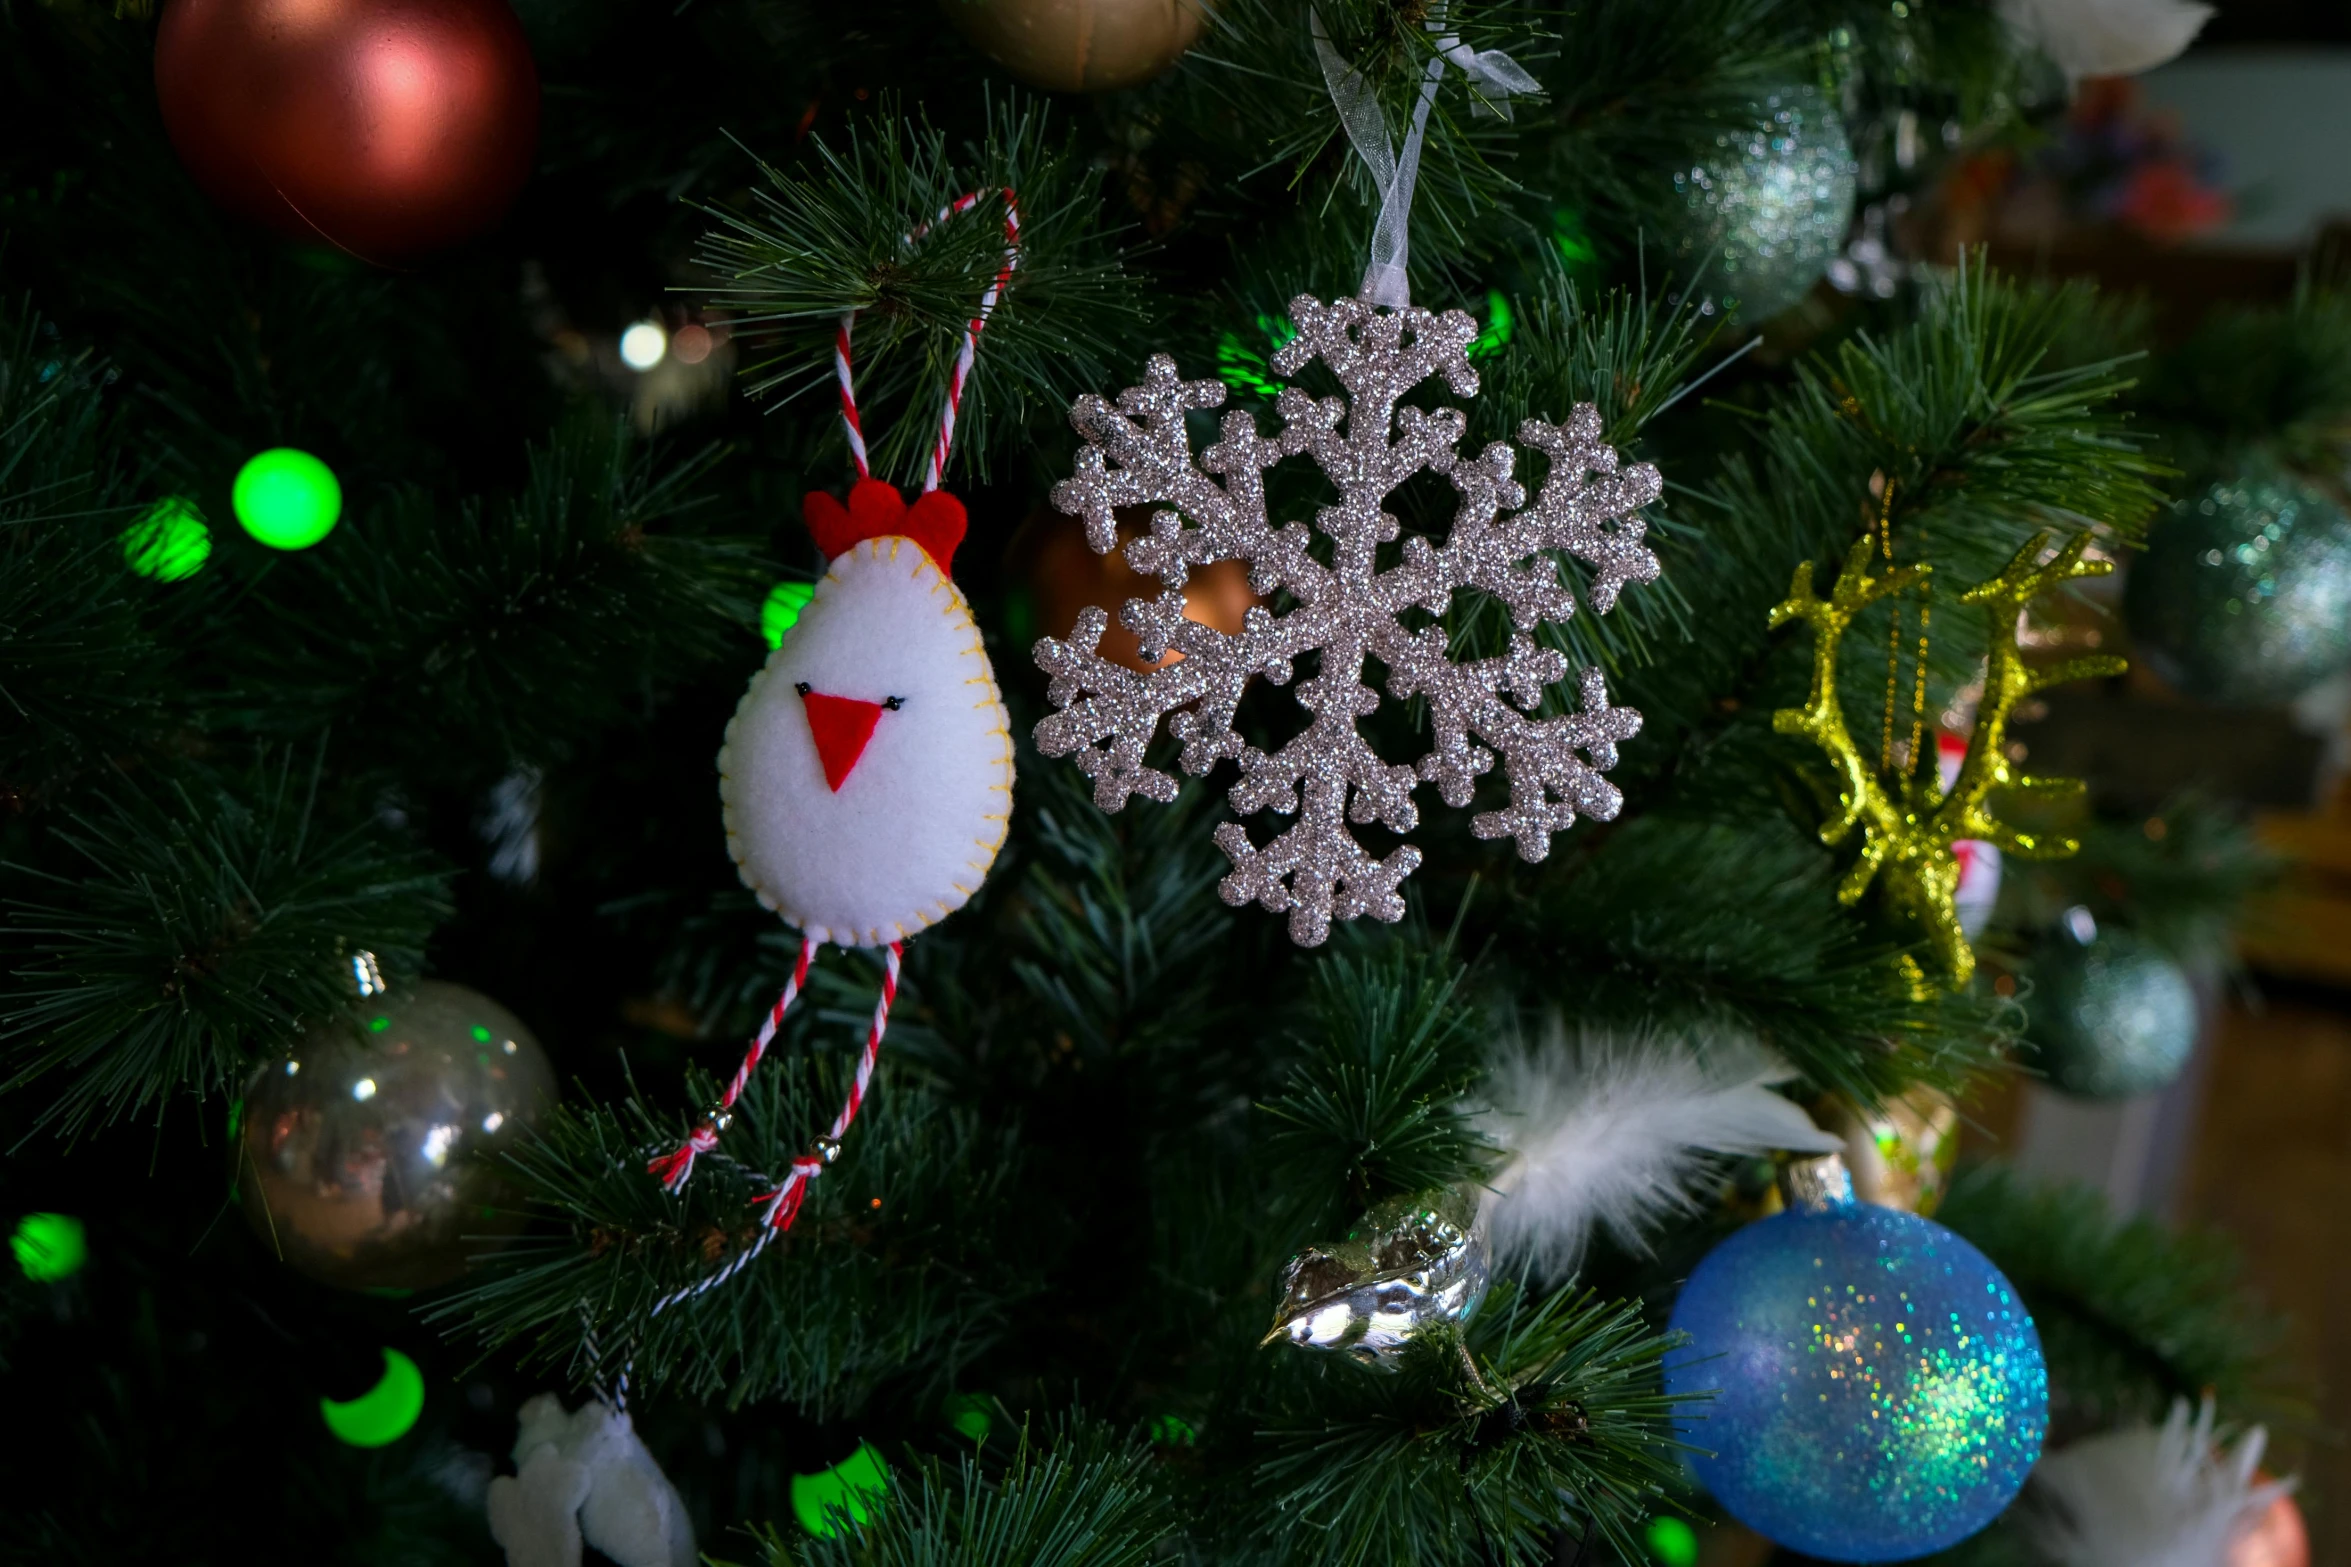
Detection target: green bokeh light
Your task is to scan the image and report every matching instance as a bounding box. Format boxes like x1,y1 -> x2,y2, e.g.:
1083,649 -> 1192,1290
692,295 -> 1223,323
1646,1516 -> 1698,1567
942,1393 -> 993,1442
12,1212 -> 87,1282
791,1442 -> 888,1537
319,1348 -> 425,1447
121,497 -> 212,581
1148,1413 -> 1197,1447
233,448 -> 342,550
1553,207 -> 1600,275
1217,312 -> 1298,400
762,581 -> 817,650
1468,290 -> 1515,360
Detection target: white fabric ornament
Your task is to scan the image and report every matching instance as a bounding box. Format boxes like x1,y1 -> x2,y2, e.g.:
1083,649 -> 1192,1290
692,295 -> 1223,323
1997,0 -> 2210,80
2026,1398 -> 2294,1566
486,1395 -> 695,1567
1034,297 -> 1663,946
721,506 -> 1014,948
1474,1024 -> 1841,1280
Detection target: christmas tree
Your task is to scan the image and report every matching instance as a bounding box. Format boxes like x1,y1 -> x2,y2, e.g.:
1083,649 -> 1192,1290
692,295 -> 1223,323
1,0 -> 2332,1560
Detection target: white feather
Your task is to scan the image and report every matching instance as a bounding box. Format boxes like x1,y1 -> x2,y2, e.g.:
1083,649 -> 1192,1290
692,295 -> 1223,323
1474,1023 -> 1841,1281
2024,1398 -> 2294,1567
1997,0 -> 2210,80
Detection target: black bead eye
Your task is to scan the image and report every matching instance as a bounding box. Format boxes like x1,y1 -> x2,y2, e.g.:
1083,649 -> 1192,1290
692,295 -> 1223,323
882,696 -> 906,711
794,682 -> 811,696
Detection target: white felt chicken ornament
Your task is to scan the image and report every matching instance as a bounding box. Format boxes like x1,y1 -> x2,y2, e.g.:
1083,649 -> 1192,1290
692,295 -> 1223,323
645,190 -> 1018,1248
721,481 -> 1012,951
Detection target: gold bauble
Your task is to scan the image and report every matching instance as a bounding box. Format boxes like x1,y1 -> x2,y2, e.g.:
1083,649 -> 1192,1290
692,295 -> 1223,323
237,980 -> 556,1290
1828,1088 -> 1959,1216
1011,504 -> 1259,672
941,0 -> 1207,93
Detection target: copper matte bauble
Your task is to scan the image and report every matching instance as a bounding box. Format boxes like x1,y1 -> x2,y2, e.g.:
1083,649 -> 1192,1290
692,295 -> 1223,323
237,981 -> 556,1290
941,0 -> 1206,92
2232,1485 -> 2310,1567
155,0 -> 538,259
1013,504 -> 1259,673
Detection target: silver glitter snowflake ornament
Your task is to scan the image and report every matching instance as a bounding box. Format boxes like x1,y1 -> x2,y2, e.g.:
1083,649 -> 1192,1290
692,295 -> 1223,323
1032,294 -> 1664,946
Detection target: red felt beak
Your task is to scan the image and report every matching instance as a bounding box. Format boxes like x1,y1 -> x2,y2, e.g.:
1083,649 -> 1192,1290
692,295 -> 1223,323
800,689 -> 885,792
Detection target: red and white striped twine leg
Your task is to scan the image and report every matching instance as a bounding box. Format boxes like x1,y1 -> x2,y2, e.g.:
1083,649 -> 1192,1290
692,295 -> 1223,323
646,935 -> 818,1192
754,940 -> 903,1235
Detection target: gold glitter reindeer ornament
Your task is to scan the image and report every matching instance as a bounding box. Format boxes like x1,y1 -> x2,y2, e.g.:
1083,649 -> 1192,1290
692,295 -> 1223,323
1770,528 -> 2124,987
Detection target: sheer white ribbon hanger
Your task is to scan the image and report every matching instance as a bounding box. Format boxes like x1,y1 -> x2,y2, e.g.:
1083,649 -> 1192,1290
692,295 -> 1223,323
1309,7 -> 1540,308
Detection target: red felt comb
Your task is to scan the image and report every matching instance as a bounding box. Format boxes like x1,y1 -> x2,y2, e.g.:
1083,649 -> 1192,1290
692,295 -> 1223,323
802,478 -> 966,575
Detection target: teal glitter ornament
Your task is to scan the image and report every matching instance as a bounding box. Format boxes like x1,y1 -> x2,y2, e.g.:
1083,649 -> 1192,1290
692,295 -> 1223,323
2028,915 -> 2198,1099
1669,84 -> 1857,322
1664,1158 -> 2046,1562
2124,467 -> 2351,706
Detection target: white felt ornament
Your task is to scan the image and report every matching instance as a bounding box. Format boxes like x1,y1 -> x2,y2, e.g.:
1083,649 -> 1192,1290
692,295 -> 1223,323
1475,1023 -> 1841,1280
648,193 -> 1022,1260
2024,1397 -> 2295,1567
720,495 -> 1013,947
486,1395 -> 695,1567
1997,0 -> 2210,79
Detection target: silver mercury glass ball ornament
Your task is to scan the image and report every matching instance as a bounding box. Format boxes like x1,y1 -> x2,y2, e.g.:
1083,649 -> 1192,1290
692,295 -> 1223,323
2028,915 -> 2199,1100
237,979 -> 557,1290
1263,1184 -> 1489,1367
2123,466 -> 2351,706
1669,82 -> 1858,322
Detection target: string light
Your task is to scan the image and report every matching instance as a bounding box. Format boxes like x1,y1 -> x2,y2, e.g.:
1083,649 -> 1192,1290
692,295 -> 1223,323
233,448 -> 342,550
120,497 -> 211,580
11,1213 -> 86,1282
619,321 -> 668,371
762,581 -> 816,649
319,1348 -> 426,1447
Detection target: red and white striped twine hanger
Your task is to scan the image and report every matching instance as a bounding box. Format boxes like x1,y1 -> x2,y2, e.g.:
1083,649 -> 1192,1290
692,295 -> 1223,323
834,187 -> 1022,492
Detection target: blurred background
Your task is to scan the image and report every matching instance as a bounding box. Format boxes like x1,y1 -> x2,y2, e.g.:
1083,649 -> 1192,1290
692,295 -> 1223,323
1841,4 -> 2351,1558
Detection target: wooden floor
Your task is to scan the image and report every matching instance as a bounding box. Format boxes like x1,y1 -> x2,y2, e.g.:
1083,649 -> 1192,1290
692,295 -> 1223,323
2180,988 -> 2351,1564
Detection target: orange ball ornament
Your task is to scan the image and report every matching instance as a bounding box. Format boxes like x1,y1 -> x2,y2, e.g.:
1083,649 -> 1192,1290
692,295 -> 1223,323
155,0 -> 538,259
941,0 -> 1207,92
1013,504 -> 1259,673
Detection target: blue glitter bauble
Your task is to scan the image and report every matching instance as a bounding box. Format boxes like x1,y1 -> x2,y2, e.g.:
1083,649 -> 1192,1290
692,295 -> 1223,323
2123,467 -> 2351,706
2029,928 -> 2198,1099
1664,1198 -> 2047,1562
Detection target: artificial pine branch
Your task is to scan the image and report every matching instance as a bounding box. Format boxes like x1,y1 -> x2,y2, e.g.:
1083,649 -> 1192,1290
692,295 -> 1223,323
1493,815 -> 2013,1104
1174,0 -> 1548,277
1260,947 -> 1495,1226
224,414 -> 769,774
438,1050 -> 1032,1410
2136,284 -> 2351,481
0,748 -> 450,1137
1997,795 -> 2278,969
1250,1282 -> 1692,1565
736,1417 -> 1176,1567
0,305 -> 158,800
696,94 -> 1151,485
